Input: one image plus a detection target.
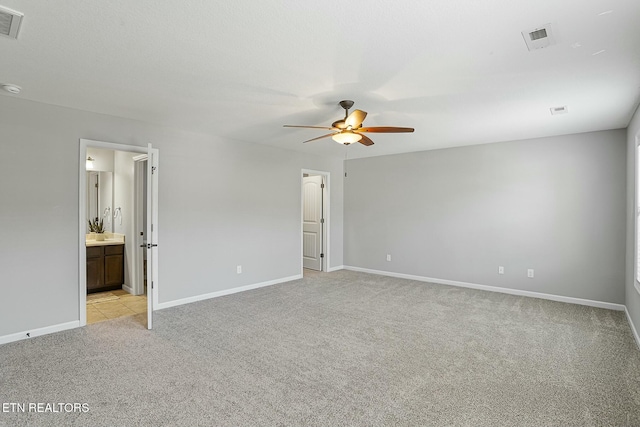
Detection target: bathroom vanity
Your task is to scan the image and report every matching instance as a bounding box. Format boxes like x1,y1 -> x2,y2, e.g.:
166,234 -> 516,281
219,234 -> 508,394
86,238 -> 125,293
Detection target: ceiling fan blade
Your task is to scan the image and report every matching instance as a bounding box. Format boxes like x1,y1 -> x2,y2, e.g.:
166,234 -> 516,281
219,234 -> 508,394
345,109 -> 367,129
358,126 -> 415,133
284,125 -> 335,130
358,134 -> 374,146
302,132 -> 336,143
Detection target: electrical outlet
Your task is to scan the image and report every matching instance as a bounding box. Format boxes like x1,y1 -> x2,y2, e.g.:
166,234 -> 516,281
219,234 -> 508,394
498,266 -> 504,274
527,269 -> 534,278
386,254 -> 391,262
237,265 -> 242,274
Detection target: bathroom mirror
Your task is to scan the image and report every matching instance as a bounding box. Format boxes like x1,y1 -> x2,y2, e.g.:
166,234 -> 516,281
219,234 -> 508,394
86,171 -> 114,233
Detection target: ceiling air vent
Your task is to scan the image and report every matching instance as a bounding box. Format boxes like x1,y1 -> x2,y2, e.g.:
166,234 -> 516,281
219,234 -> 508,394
0,5 -> 23,39
550,106 -> 568,115
522,23 -> 556,51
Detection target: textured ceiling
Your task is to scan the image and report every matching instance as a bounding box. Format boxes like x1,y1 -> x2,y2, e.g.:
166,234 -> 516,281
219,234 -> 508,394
1,0 -> 639,158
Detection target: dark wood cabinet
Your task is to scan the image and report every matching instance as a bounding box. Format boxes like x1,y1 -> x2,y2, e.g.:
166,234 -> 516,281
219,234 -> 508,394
86,256 -> 104,290
86,244 -> 124,293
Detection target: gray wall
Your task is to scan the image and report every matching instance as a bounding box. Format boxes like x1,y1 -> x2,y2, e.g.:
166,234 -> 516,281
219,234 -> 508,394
0,96 -> 343,337
345,130 -> 626,303
626,106 -> 640,338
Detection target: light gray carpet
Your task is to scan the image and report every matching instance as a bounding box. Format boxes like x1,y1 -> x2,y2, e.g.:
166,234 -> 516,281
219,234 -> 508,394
1,270 -> 639,426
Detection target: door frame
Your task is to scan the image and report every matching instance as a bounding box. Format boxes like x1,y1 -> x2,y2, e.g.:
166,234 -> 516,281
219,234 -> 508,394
132,154 -> 147,296
300,169 -> 330,274
78,139 -> 155,326
635,130 -> 640,296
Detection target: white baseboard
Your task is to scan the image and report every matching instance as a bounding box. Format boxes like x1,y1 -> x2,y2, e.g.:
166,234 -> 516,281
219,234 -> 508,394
327,265 -> 345,272
122,284 -> 143,296
0,321 -> 80,346
625,307 -> 640,350
343,266 -> 626,311
156,274 -> 303,310
3,270 -> 631,348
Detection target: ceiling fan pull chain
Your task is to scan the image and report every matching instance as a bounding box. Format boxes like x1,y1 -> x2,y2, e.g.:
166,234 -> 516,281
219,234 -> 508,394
344,145 -> 349,178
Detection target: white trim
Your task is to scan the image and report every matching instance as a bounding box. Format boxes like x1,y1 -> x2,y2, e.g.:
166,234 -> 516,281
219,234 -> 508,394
155,274 -> 303,310
635,132 -> 640,296
133,154 -> 147,296
0,321 -> 80,346
327,265 -> 345,272
81,138 -> 148,154
79,144 -> 88,326
122,284 -> 135,294
625,307 -> 640,350
146,144 -> 159,329
301,169 -> 331,273
344,266 -> 626,311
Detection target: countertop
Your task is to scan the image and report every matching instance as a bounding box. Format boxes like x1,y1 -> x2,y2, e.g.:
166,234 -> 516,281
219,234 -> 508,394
86,239 -> 125,247
86,233 -> 125,247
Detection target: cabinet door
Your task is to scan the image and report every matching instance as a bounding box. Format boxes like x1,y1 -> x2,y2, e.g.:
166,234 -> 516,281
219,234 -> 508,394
87,257 -> 104,290
104,254 -> 124,286
86,246 -> 103,258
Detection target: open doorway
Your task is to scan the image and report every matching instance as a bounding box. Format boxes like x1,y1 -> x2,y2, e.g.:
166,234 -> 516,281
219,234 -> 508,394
79,139 -> 159,329
301,169 -> 330,275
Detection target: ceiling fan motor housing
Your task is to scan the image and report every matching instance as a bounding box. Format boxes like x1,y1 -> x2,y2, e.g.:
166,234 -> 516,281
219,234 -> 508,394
339,100 -> 354,110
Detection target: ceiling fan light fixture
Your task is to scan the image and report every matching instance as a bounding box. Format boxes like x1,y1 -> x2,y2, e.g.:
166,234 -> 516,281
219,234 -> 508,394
283,100 -> 413,146
332,131 -> 362,145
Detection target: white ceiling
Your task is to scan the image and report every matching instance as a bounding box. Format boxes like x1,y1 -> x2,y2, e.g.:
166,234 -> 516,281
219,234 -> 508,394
1,0 -> 639,159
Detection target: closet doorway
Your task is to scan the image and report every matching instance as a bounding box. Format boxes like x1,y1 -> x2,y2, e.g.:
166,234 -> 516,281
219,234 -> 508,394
301,169 -> 330,274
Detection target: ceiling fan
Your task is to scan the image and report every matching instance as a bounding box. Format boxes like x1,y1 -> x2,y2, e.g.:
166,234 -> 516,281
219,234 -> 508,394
284,100 -> 414,146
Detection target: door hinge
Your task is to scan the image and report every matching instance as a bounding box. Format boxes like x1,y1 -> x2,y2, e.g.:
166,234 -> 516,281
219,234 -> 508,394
151,224 -> 153,232
320,218 -> 324,224
152,166 -> 157,174
151,281 -> 154,289
321,183 -> 325,189
320,253 -> 324,258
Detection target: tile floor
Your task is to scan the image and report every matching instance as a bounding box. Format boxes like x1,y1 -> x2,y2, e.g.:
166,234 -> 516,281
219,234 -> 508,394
87,289 -> 147,324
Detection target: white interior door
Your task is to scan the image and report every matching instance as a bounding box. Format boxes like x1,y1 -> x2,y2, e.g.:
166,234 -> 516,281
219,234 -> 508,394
303,175 -> 323,271
133,157 -> 147,296
146,144 -> 159,329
